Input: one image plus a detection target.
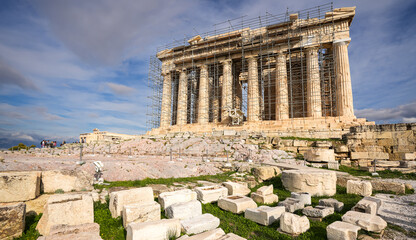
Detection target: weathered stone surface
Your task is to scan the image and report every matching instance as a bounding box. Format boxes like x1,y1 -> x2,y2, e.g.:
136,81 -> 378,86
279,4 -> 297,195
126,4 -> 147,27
319,198 -> 344,212
250,193 -> 278,204
37,223 -> 102,240
0,202 -> 26,240
335,145 -> 349,153
36,194 -> 94,236
222,182 -> 250,196
252,166 -> 281,181
370,179 -> 405,195
218,233 -> 246,240
327,161 -> 339,170
281,170 -> 336,196
126,219 -> 181,240
302,206 -> 334,218
290,192 -> 311,205
401,152 -> 415,160
148,184 -> 170,198
362,197 -> 382,211
195,185 -> 228,204
109,187 -> 154,218
25,194 -> 51,214
280,212 -> 310,235
0,171 -> 41,202
256,185 -> 273,195
180,213 -> 220,235
326,221 -> 360,240
218,195 -> 257,214
180,228 -> 225,240
158,189 -> 197,210
165,200 -> 201,220
244,206 -> 285,226
123,201 -> 161,228
304,148 -> 335,162
278,198 -> 304,213
341,211 -> 387,233
352,199 -> 378,215
336,175 -> 360,188
41,170 -> 93,193
347,180 -> 372,196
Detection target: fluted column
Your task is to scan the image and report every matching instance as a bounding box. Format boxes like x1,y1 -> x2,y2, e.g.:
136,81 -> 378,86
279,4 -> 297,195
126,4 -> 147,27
275,52 -> 289,120
160,72 -> 172,127
306,47 -> 322,118
247,56 -> 260,121
334,40 -> 354,117
221,59 -> 233,122
176,68 -> 188,125
198,65 -> 209,124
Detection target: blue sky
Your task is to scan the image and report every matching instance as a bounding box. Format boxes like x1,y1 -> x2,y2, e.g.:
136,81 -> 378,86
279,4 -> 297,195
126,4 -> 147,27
0,0 -> 416,148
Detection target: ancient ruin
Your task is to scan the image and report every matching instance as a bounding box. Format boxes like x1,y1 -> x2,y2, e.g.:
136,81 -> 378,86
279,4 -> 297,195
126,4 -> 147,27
147,5 -> 374,138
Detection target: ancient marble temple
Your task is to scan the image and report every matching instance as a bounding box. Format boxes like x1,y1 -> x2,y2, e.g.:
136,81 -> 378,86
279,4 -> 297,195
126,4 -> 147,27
148,5 -> 372,138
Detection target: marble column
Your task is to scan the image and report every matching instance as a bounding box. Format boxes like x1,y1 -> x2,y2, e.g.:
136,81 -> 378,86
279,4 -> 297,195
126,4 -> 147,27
160,72 -> 172,127
306,47 -> 322,118
334,40 -> 354,117
198,65 -> 209,124
247,56 -> 260,121
275,52 -> 289,120
176,68 -> 188,125
221,59 -> 233,122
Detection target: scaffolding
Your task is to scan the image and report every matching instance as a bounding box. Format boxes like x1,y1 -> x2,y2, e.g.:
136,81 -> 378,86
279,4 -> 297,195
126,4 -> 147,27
146,3 -> 355,131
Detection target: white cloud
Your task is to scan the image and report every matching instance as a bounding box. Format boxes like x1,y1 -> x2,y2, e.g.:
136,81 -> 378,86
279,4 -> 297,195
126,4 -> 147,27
0,60 -> 37,90
107,82 -> 135,96
356,100 -> 416,122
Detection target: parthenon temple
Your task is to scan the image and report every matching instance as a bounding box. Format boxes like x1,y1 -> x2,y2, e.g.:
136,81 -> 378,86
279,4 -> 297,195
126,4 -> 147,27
147,4 -> 373,138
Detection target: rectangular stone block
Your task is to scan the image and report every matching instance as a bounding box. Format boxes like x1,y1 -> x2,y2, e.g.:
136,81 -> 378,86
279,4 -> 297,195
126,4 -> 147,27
318,198 -> 344,212
347,180 -> 372,196
123,201 -> 161,228
350,152 -> 369,160
222,182 -> 250,196
256,185 -> 273,195
280,212 -> 310,235
0,202 -> 26,240
181,228 -> 225,240
218,195 -> 257,214
352,198 -> 377,215
368,152 -> 389,160
126,219 -> 181,240
281,170 -> 336,196
0,171 -> 41,202
341,211 -> 387,233
326,221 -> 360,240
218,233 -> 246,240
302,206 -> 334,218
278,198 -> 304,213
158,189 -> 197,210
370,179 -> 405,195
165,200 -> 201,220
250,193 -> 278,204
244,206 -> 285,226
180,213 -> 220,235
109,187 -> 154,218
41,170 -> 93,193
195,186 -> 228,204
401,152 -> 416,160
327,161 -> 339,170
38,223 -> 102,240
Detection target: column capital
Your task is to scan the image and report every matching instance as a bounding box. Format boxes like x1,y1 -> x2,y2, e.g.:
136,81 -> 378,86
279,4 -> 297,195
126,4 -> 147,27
304,46 -> 320,52
220,59 -> 232,64
161,71 -> 171,77
178,67 -> 187,72
333,38 -> 351,46
199,64 -> 208,70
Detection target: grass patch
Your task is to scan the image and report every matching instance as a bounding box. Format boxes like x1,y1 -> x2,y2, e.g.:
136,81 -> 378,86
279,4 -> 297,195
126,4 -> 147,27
338,165 -> 416,180
95,172 -> 234,189
15,214 -> 42,240
94,201 -> 126,240
280,136 -> 342,142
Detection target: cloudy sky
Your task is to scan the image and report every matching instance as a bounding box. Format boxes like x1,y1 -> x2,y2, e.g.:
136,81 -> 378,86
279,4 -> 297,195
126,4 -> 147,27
0,0 -> 415,148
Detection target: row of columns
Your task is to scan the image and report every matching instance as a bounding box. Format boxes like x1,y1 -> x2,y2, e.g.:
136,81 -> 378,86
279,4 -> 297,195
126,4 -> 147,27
160,40 -> 354,127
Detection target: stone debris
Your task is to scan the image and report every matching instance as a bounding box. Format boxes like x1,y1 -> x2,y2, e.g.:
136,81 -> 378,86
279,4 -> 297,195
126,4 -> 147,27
290,192 -> 311,205
0,171 -> 41,202
278,198 -> 304,213
25,194 -> 51,214
341,211 -> 387,233
217,233 -> 247,239
304,148 -> 335,162
281,170 -> 336,196
195,185 -> 228,204
327,161 -> 340,170
123,201 -> 161,228
36,194 -> 94,236
318,198 -> 344,212
251,185 -> 278,204
178,228 -> 225,240
37,223 -> 102,240
180,213 -> 220,235
370,179 -> 405,195
109,187 -> 154,218
158,189 -> 197,209
222,182 -> 251,196
41,170 -> 93,193
352,198 -> 378,215
252,166 -> 281,181
347,180 -> 372,196
165,200 -> 202,220
244,206 -> 285,226
0,202 -> 26,240
302,206 -> 334,218
126,218 -> 181,240
255,185 -> 273,195
218,195 -> 257,214
279,212 -> 310,235
326,221 -> 360,240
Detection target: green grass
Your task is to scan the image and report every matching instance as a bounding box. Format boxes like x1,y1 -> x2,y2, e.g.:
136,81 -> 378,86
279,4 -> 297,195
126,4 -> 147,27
94,201 -> 125,240
280,136 -> 342,142
338,165 -> 416,180
94,172 -> 234,189
15,214 -> 42,240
